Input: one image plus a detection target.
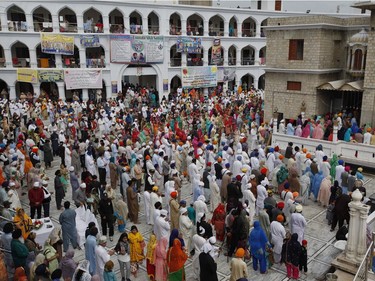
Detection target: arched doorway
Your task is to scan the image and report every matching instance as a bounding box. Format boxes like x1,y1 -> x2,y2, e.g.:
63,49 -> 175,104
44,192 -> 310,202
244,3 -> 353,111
65,87 -> 82,102
209,15 -> 224,36
40,82 -> 59,101
83,7 -> 103,33
62,45 -> 80,68
208,46 -> 224,66
169,13 -> 181,35
228,45 -> 237,65
258,74 -> 265,90
109,9 -> 124,33
148,12 -> 159,35
7,5 -> 27,32
0,45 -> 5,68
129,11 -> 143,34
187,47 -> 203,66
86,46 -> 105,68
89,80 -> 106,102
58,7 -> 77,32
241,46 -> 255,65
11,42 -> 30,67
241,74 -> 254,92
187,14 -> 204,36
170,76 -> 181,93
0,79 -> 9,99
36,44 -> 56,68
33,6 -> 52,32
242,17 -> 256,37
15,81 -> 33,99
122,65 -> 158,94
170,44 -> 181,67
229,16 -> 237,37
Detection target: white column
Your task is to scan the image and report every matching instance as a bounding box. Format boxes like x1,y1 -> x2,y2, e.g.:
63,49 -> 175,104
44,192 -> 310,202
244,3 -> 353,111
253,78 -> 258,89
82,89 -> 89,100
254,48 -> 259,65
181,19 -> 187,36
9,85 -> 16,100
256,23 -> 261,37
57,82 -> 65,100
204,48 -> 208,66
124,17 -> 129,33
52,15 -> 60,33
106,84 -> 112,99
333,122 -> 338,142
237,22 -> 242,37
361,50 -> 366,71
26,13 -> 33,32
236,48 -> 241,66
79,49 -> 86,68
273,114 -> 278,134
224,48 -> 228,66
4,48 -> 12,68
102,15 -> 109,33
77,15 -> 84,33
55,54 -> 63,68
224,21 -> 229,37
1,13 -> 8,31
29,49 -> 37,68
142,17 -> 148,34
203,20 -> 209,36
181,53 -> 187,67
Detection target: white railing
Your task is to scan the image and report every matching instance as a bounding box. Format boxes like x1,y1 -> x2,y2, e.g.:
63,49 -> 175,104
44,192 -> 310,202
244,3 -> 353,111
353,233 -> 375,281
271,133 -> 375,168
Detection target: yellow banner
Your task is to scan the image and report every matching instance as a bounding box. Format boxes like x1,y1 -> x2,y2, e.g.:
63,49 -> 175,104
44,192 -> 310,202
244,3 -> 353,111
41,33 -> 74,55
17,69 -> 38,84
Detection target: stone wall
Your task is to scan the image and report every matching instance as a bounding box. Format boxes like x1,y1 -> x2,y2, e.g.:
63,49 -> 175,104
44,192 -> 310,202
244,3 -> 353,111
267,15 -> 368,27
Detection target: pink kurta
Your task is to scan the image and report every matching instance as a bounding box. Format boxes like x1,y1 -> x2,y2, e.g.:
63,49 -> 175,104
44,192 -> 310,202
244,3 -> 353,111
154,238 -> 168,281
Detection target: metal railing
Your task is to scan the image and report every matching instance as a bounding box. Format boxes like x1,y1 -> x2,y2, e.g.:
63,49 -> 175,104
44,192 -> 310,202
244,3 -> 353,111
353,232 -> 375,281
8,21 -> 28,32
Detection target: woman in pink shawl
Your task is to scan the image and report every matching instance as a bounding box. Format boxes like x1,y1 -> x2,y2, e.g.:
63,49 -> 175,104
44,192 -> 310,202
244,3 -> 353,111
301,120 -> 311,138
154,237 -> 168,281
295,125 -> 302,137
312,121 -> 324,140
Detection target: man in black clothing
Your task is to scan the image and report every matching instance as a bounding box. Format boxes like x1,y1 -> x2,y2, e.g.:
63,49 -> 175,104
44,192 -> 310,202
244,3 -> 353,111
285,142 -> 294,159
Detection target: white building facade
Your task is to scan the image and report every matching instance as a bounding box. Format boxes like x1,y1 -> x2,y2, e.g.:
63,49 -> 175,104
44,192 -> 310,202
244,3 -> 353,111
0,0 -> 305,100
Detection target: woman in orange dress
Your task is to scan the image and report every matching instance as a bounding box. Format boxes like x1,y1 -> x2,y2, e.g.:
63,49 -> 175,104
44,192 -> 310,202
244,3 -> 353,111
167,238 -> 188,281
13,208 -> 33,239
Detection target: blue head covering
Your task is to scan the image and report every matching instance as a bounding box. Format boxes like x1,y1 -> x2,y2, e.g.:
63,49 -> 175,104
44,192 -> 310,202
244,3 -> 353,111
169,229 -> 185,248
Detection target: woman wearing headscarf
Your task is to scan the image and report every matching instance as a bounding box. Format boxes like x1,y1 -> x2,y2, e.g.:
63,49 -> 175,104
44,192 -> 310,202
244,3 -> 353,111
49,225 -> 63,262
329,154 -> 339,182
329,180 -> 342,204
167,239 -> 188,281
154,237 -> 168,281
169,229 -> 185,250
13,207 -> 32,239
249,221 -> 269,274
114,197 -> 128,233
318,175 -> 332,207
30,253 -> 46,281
72,260 -> 92,281
128,225 -> 144,277
301,120 -> 310,138
210,203 -> 226,241
199,243 -> 218,281
146,233 -> 157,280
312,171 -> 325,201
344,127 -> 352,142
43,238 -> 59,274
61,248 -> 78,281
284,233 -> 302,279
114,232 -> 131,281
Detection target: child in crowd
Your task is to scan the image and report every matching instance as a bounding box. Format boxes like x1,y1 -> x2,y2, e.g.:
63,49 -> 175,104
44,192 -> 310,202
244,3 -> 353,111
103,260 -> 117,281
300,240 -> 308,275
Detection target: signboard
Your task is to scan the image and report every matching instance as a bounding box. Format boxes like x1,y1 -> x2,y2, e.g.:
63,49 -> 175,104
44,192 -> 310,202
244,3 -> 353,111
181,66 -> 217,88
163,79 -> 169,91
111,81 -> 118,94
38,70 -> 64,82
41,33 -> 74,55
64,69 -> 102,90
217,67 -> 236,82
110,35 -> 164,63
17,69 -> 38,84
80,35 -> 100,48
211,39 -> 222,65
177,37 -> 202,54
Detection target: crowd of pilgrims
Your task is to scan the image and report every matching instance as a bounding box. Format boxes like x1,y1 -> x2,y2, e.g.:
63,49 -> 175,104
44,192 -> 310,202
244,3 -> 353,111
0,84 -> 369,281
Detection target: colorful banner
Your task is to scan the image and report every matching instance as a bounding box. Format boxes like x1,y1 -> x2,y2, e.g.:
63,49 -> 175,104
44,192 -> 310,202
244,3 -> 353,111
177,37 -> 202,54
64,69 -> 102,90
111,81 -> 118,94
211,39 -> 222,65
217,67 -> 236,82
80,35 -> 100,48
181,66 -> 217,88
17,69 -> 38,84
163,79 -> 169,91
41,33 -> 74,55
38,70 -> 64,82
110,35 -> 164,64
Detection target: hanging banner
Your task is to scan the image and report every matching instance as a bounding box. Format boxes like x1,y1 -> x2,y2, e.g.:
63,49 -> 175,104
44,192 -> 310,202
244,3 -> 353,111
211,39 -> 222,65
41,33 -> 74,55
80,35 -> 100,48
17,69 -> 38,84
217,67 -> 236,82
110,35 -> 164,63
38,70 -> 64,82
177,37 -> 202,54
181,66 -> 217,88
163,79 -> 169,91
111,81 -> 118,94
64,69 -> 102,90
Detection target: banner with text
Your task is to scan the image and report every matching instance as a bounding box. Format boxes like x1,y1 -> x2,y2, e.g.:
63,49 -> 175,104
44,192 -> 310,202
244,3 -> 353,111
110,35 -> 164,64
177,37 -> 202,54
41,33 -> 74,55
17,69 -> 38,84
80,35 -> 100,48
217,67 -> 236,82
181,66 -> 217,88
211,39 -> 222,65
64,69 -> 102,90
38,70 -> 64,82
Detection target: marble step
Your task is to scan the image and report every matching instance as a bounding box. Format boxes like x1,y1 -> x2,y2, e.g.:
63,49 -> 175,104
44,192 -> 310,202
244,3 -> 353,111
331,253 -> 361,274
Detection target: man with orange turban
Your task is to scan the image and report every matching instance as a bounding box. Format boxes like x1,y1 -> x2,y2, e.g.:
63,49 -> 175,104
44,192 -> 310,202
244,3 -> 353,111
270,214 -> 286,263
229,248 -> 248,281
169,191 -> 180,230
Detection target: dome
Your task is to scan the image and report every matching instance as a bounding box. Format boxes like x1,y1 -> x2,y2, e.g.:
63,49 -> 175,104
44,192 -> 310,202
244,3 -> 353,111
349,28 -> 368,44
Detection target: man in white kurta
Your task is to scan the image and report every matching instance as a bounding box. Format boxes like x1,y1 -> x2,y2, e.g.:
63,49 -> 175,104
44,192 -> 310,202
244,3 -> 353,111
270,220 -> 286,263
290,205 -> 307,244
256,180 -> 268,215
95,236 -> 111,281
154,210 -> 170,240
179,208 -> 193,253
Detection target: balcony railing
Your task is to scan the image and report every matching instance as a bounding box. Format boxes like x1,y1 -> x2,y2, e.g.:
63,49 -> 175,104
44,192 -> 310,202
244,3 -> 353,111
242,28 -> 256,37
34,21 -> 53,32
62,58 -> 79,68
148,25 -> 159,35
187,58 -> 203,66
110,24 -> 125,33
242,58 -> 255,65
8,21 -> 28,32
130,24 -> 143,34
170,58 -> 181,67
86,58 -> 105,68
229,28 -> 237,37
228,58 -> 236,65
209,28 -> 224,36
37,58 -> 56,68
353,233 -> 375,281
60,22 -> 78,33
170,26 -> 181,35
12,57 -> 30,67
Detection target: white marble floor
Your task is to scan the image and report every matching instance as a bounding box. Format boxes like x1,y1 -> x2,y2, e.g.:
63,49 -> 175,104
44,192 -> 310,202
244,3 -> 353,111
20,157 -> 375,281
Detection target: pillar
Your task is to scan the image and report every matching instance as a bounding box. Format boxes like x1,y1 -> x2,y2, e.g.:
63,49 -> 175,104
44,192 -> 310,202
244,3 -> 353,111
181,19 -> 187,36
4,47 -> 12,68
26,14 -> 33,32
253,78 -> 258,89
182,53 -> 187,67
346,47 -> 351,69
256,22 -> 261,37
333,121 -> 338,142
29,49 -> 37,68
55,54 -> 63,68
52,15 -> 60,33
273,111 -> 278,134
237,22 -> 242,37
236,48 -> 241,66
79,49 -> 86,68
0,13 -> 8,31
345,189 -> 370,262
9,85 -> 16,100
57,82 -> 65,100
103,15 -> 109,33
142,17 -> 148,34
224,21 -> 229,37
204,48 -> 208,66
224,48 -> 228,66
82,89 -> 89,100
254,48 -> 259,65
77,15 -> 84,33
124,16 -> 129,33
203,20 -> 209,36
